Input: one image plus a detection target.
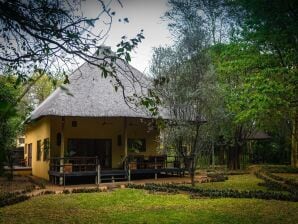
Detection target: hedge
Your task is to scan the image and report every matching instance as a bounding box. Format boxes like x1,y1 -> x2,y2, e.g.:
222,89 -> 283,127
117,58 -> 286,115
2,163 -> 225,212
127,183 -> 298,202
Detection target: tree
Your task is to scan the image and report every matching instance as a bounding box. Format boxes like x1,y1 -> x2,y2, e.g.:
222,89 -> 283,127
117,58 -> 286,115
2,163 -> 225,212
166,0 -> 233,45
210,42 -> 294,169
0,0 -> 146,117
151,9 -> 219,183
0,76 -> 22,176
23,72 -> 63,110
225,0 -> 298,167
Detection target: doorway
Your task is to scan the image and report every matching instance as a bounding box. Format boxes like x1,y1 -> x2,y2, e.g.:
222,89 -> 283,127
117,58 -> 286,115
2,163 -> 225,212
67,139 -> 112,169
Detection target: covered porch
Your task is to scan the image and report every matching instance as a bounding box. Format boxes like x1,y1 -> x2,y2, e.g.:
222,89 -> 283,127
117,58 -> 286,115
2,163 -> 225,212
48,155 -> 186,185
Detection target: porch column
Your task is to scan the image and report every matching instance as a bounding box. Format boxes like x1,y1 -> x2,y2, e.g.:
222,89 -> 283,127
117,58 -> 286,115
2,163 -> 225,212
124,117 -> 128,157
59,117 -> 65,185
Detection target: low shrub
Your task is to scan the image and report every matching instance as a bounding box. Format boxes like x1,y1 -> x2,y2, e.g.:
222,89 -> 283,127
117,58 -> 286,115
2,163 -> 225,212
207,173 -> 228,182
42,190 -> 55,195
62,189 -> 71,194
255,170 -> 298,194
265,172 -> 298,188
127,183 -> 298,202
72,188 -> 102,193
263,166 -> 298,174
0,193 -> 30,207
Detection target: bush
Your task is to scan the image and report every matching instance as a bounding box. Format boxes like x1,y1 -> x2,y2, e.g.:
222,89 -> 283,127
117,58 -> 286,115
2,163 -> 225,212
62,189 -> 71,194
207,173 -> 228,182
0,192 -> 30,207
265,172 -> 298,188
255,170 -> 298,194
72,188 -> 102,194
127,183 -> 298,202
264,166 -> 298,174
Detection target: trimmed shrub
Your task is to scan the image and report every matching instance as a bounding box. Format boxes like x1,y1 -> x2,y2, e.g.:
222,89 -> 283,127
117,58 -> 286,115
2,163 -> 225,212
0,193 -> 30,207
127,183 -> 298,202
207,173 -> 228,182
72,188 -> 102,193
255,170 -> 298,195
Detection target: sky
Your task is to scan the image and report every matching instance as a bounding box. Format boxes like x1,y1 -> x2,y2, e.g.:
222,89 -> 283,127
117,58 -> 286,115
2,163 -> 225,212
83,0 -> 173,74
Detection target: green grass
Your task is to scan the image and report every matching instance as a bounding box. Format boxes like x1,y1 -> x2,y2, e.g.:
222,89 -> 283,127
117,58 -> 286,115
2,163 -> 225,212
0,189 -> 298,224
197,174 -> 267,191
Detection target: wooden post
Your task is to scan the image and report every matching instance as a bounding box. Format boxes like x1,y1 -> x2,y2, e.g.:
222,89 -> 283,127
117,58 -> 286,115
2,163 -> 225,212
59,117 -> 65,185
128,168 -> 131,182
124,118 -> 128,157
154,157 -> 157,180
212,142 -> 215,169
97,163 -> 101,184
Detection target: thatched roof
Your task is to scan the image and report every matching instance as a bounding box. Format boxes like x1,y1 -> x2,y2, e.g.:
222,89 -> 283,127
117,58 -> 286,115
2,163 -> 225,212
27,57 -> 156,122
246,131 -> 271,140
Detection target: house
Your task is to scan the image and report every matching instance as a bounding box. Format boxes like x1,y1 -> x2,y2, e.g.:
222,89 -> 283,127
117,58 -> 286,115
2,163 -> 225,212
24,56 -> 183,185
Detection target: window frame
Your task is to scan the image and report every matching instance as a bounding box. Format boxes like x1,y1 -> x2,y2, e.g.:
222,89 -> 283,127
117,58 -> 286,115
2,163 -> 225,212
127,138 -> 146,153
37,140 -> 42,161
43,138 -> 50,161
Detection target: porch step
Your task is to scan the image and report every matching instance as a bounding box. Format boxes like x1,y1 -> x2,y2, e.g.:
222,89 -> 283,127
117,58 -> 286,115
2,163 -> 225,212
100,174 -> 128,182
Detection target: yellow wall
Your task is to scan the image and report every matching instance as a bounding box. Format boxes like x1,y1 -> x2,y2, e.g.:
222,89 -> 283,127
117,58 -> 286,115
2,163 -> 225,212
25,116 -> 160,179
50,117 -> 160,168
24,117 -> 51,180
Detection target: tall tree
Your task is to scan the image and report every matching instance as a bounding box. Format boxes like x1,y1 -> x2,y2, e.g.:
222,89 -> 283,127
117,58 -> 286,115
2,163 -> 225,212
0,76 -> 22,175
226,0 -> 298,167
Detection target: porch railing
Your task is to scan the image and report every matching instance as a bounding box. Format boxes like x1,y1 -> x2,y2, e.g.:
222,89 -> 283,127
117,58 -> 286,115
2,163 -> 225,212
49,155 -> 184,173
49,155 -> 185,185
49,157 -> 98,173
124,155 -> 184,170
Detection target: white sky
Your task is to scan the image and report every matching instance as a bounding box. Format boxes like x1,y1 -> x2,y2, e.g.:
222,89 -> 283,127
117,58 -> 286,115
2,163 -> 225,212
83,0 -> 173,75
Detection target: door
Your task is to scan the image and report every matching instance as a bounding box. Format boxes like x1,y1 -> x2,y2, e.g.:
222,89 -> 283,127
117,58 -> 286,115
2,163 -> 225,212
68,139 -> 112,169
28,143 -> 32,166
94,140 -> 112,169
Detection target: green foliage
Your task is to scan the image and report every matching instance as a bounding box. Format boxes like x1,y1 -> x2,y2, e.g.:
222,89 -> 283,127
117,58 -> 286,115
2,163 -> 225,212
211,43 -> 295,127
0,76 -> 23,174
255,169 -> 298,194
127,183 -> 298,202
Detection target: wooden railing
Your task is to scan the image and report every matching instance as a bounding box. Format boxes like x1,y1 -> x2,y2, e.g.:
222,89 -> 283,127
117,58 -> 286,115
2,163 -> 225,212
49,156 -> 185,185
49,157 -> 98,173
125,155 -> 184,170
50,156 -> 184,173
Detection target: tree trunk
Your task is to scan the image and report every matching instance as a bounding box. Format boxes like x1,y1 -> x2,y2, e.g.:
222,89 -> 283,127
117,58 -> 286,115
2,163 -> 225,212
291,109 -> 298,168
227,145 -> 241,170
190,171 -> 195,187
186,157 -> 196,186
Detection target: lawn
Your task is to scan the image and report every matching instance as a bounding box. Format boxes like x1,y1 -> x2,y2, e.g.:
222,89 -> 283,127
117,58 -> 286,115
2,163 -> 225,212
0,189 -> 297,224
197,174 -> 267,191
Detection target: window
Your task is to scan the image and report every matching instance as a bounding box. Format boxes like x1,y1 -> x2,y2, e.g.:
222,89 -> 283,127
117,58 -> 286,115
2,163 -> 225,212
28,143 -> 32,166
117,135 -> 122,146
127,139 -> 146,152
37,140 -> 41,161
72,121 -> 77,127
18,138 -> 25,144
56,133 -> 61,146
43,138 -> 50,161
